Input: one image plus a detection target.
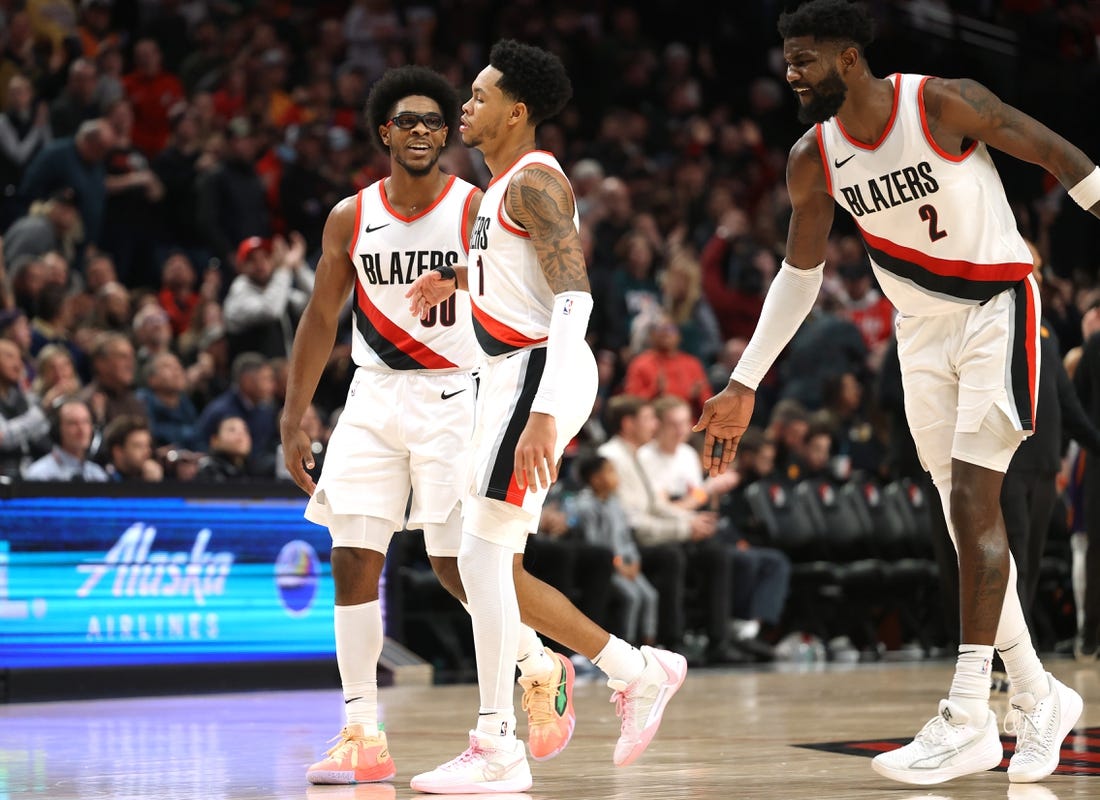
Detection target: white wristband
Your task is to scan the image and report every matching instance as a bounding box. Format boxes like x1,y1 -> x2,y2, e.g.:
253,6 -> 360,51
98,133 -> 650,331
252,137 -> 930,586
1068,166 -> 1100,211
730,260 -> 824,390
531,291 -> 593,416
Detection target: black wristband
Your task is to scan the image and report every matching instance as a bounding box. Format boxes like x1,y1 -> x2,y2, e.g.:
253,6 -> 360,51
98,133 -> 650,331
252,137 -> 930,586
432,264 -> 457,283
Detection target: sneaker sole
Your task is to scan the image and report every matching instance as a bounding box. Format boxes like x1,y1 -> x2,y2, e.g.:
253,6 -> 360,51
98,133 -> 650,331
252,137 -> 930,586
614,650 -> 687,768
1007,683 -> 1084,784
530,653 -> 577,762
871,723 -> 1003,786
307,765 -> 397,784
408,774 -> 533,794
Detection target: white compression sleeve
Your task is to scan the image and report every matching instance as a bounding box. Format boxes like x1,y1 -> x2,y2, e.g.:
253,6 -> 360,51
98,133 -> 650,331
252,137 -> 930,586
1068,166 -> 1100,210
531,291 -> 593,416
730,260 -> 824,390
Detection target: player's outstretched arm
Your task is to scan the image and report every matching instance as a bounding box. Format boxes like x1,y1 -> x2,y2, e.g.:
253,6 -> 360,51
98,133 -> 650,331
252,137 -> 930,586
925,78 -> 1100,218
279,196 -> 357,495
695,132 -> 834,475
405,191 -> 482,317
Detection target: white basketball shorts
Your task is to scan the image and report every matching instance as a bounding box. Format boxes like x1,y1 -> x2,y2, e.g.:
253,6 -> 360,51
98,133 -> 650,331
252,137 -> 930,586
898,275 -> 1040,476
305,366 -> 477,532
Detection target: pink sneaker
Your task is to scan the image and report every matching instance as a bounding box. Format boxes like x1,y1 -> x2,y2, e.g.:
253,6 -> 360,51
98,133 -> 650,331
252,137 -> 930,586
410,730 -> 531,794
306,725 -> 397,784
608,645 -> 687,767
519,648 -> 576,761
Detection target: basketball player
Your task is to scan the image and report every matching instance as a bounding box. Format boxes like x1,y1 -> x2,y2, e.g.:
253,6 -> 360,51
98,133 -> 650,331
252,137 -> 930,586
280,66 -> 575,786
405,41 -> 687,794
693,0 -> 1097,787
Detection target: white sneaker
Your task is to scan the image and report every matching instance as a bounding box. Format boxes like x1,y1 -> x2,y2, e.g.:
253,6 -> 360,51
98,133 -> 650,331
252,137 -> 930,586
607,645 -> 687,767
1005,673 -> 1083,783
409,731 -> 531,795
871,699 -> 1003,785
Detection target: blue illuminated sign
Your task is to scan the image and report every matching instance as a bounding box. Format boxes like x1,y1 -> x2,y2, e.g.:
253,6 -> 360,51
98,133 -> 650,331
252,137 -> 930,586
0,496 -> 335,668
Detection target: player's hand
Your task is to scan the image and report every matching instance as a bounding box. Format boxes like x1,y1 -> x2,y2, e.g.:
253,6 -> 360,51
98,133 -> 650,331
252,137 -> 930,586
405,269 -> 457,319
281,423 -> 317,495
514,412 -> 557,492
693,380 -> 756,476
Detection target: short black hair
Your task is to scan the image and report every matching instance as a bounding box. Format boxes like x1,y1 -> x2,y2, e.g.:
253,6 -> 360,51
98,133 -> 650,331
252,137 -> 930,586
364,65 -> 461,154
489,39 -> 572,126
575,453 -> 609,486
777,0 -> 875,51
604,394 -> 648,437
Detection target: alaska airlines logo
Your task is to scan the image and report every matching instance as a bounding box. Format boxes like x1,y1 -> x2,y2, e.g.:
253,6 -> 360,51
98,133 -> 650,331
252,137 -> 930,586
275,540 -> 319,615
76,523 -> 233,606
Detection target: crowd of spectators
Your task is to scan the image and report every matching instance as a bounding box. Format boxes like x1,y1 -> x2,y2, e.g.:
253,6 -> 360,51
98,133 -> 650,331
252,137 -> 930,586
1,1 -> 1098,657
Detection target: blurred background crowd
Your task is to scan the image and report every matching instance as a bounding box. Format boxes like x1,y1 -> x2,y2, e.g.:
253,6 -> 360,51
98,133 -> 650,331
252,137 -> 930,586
1,0 -> 1099,665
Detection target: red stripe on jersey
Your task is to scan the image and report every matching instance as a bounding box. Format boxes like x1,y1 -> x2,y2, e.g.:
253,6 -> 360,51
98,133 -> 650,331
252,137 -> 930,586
347,189 -> 364,264
504,474 -> 526,506
837,73 -> 901,150
497,203 -> 528,237
815,124 -> 833,196
355,281 -> 457,369
918,77 -> 979,163
471,300 -> 548,348
858,225 -> 1033,283
1023,276 -> 1038,425
379,175 -> 457,222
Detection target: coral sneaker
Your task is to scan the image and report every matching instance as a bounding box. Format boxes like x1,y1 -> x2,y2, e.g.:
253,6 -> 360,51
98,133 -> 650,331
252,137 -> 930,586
409,731 -> 531,794
519,648 -> 576,761
608,645 -> 687,767
306,725 -> 397,784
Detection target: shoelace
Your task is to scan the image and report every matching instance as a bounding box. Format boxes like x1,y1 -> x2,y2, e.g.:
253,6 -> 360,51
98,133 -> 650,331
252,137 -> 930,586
521,680 -> 556,727
1004,706 -> 1042,757
442,740 -> 488,771
914,714 -> 957,749
611,689 -> 636,735
323,728 -> 375,766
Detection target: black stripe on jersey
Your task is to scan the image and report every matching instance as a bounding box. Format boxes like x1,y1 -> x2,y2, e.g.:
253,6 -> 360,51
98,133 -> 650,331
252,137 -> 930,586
1009,281 -> 1035,432
485,348 -> 546,502
860,236 -> 1018,303
354,306 -> 428,370
473,316 -> 521,357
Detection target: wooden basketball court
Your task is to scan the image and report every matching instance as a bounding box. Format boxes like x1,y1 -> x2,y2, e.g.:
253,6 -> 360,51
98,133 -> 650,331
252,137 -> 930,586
1,659 -> 1097,799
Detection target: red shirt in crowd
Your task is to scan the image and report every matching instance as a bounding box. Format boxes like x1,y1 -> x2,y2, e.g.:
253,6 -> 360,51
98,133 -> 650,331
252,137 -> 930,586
123,70 -> 185,157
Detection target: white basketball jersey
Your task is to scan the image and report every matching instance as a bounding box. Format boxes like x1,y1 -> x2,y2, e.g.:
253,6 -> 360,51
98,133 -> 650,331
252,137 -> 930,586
347,175 -> 481,371
467,151 -> 580,356
816,73 -> 1033,317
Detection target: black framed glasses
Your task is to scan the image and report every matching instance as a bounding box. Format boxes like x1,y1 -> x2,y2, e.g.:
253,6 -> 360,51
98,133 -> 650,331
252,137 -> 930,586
388,112 -> 446,131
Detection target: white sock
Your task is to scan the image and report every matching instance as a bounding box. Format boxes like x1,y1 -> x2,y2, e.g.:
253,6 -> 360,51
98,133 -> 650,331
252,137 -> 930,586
458,532 -> 519,740
996,630 -> 1049,700
516,626 -> 553,678
592,634 -> 645,685
334,601 -> 383,730
948,644 -> 993,723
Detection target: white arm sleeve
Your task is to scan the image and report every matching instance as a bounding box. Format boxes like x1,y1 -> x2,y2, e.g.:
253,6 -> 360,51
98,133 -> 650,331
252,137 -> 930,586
730,260 -> 824,390
531,291 -> 593,416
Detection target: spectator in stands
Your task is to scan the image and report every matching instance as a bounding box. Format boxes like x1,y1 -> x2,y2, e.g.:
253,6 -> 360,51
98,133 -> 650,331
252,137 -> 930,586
131,302 -> 173,381
0,337 -> 53,477
195,115 -> 271,269
835,249 -> 894,370
194,414 -> 251,482
573,453 -> 659,646
122,38 -> 184,158
196,351 -> 277,477
31,342 -> 81,405
766,397 -> 810,483
820,370 -> 886,480
22,397 -> 106,481
101,413 -> 163,482
137,351 -> 201,452
48,57 -> 99,139
3,187 -> 81,267
699,207 -> 771,344
223,232 -> 313,360
0,306 -> 35,375
78,331 -> 147,430
623,311 -> 713,417
152,107 -> 214,263
779,294 -> 868,411
19,117 -> 115,248
661,249 -> 722,365
0,74 -> 51,230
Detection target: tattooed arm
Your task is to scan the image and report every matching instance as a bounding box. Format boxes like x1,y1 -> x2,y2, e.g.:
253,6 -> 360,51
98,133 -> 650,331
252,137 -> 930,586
923,78 -> 1099,216
504,165 -> 590,292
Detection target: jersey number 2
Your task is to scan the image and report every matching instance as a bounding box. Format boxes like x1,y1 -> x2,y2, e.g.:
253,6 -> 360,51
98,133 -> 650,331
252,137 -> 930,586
918,204 -> 947,242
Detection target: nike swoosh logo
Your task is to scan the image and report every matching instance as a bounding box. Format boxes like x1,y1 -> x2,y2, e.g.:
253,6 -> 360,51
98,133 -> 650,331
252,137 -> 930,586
441,389 -> 466,399
365,223 -> 390,233
834,154 -> 856,168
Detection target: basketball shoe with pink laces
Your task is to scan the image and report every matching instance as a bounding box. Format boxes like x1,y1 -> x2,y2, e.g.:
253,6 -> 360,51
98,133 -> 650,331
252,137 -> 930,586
519,648 -> 576,761
409,730 -> 532,794
306,724 -> 397,784
607,645 -> 687,767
